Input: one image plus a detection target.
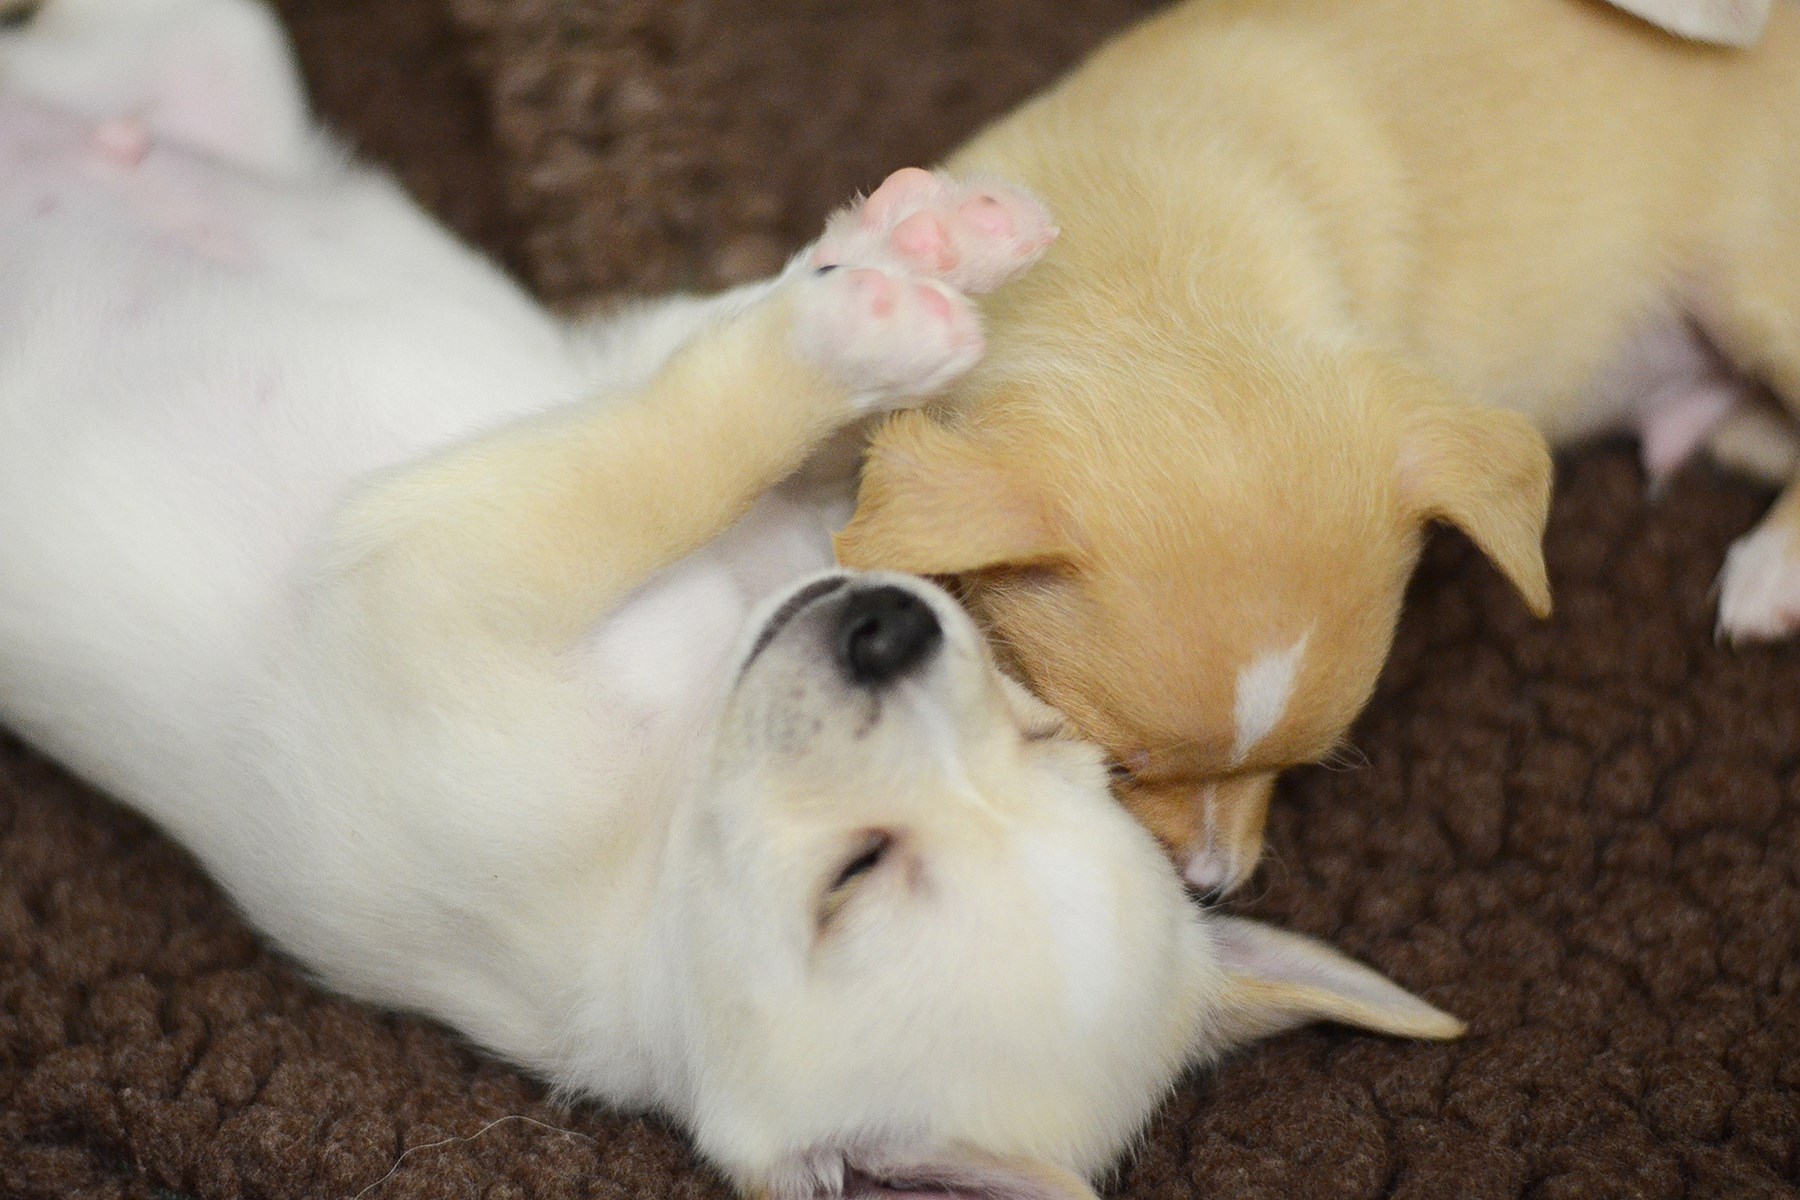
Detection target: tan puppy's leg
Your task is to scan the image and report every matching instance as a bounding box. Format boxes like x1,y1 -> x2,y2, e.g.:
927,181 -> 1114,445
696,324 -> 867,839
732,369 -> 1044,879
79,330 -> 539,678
332,266 -> 986,656
1717,483 -> 1800,641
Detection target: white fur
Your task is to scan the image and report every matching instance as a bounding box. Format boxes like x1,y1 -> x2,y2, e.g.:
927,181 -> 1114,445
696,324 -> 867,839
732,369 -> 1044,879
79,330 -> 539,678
1230,631 -> 1309,766
0,4 -> 1461,1196
1182,785 -> 1232,894
1717,523 -> 1800,641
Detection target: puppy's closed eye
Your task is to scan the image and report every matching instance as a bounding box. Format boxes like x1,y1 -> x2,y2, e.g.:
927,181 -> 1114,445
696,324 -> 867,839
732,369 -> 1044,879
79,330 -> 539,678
819,830 -> 894,927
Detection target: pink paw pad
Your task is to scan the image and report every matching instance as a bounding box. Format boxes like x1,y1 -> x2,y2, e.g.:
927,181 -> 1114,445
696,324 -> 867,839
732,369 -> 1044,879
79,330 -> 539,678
844,267 -> 896,319
859,166 -> 938,229
793,264 -> 983,410
891,212 -> 954,274
813,167 -> 1057,295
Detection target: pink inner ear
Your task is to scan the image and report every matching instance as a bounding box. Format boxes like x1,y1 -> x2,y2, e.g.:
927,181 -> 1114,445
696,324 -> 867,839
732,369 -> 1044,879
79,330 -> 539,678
845,1171 -> 960,1198
838,1153 -> 1093,1200
1209,917 -> 1394,1010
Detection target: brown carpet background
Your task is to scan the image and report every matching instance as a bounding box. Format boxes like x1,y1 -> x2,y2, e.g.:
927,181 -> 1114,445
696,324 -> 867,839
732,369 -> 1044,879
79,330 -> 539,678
2,0 -> 1797,1196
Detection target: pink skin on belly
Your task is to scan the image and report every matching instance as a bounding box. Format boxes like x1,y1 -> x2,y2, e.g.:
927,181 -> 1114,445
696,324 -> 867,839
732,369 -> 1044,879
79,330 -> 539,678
1636,377 -> 1747,487
1,98 -> 246,264
1583,313 -> 1757,489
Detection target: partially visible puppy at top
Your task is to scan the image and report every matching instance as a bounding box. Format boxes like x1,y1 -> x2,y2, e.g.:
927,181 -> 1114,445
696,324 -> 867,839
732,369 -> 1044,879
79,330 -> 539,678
1607,0 -> 1773,44
839,0 -> 1800,897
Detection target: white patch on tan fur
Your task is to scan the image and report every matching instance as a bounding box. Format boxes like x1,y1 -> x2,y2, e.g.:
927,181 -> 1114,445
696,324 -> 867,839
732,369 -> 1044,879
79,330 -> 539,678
1181,784 -> 1233,894
1230,631 -> 1309,766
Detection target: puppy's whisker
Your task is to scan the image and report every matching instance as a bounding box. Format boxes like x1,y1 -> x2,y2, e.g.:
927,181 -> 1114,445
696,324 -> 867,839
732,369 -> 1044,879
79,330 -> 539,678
1231,845 -> 1286,910
1319,742 -> 1370,772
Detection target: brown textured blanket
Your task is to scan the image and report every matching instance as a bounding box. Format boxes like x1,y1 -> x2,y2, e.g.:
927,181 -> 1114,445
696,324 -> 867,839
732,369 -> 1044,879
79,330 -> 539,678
2,0 -> 1796,1196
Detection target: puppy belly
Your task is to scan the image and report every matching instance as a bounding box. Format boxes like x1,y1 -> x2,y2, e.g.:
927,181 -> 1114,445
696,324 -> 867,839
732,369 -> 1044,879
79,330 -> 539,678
0,98 -> 248,262
0,96 -> 579,834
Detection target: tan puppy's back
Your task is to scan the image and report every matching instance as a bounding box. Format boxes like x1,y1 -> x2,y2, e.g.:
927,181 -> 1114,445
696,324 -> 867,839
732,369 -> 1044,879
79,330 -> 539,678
950,0 -> 1797,431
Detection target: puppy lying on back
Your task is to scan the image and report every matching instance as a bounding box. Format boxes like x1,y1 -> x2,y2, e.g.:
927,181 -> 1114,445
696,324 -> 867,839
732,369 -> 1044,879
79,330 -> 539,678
840,0 -> 1800,895
0,0 -> 1466,1196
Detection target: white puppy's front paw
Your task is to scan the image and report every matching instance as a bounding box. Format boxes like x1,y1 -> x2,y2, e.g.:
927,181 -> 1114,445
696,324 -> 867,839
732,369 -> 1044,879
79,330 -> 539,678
791,264 -> 983,411
1716,521 -> 1800,643
812,167 -> 1057,295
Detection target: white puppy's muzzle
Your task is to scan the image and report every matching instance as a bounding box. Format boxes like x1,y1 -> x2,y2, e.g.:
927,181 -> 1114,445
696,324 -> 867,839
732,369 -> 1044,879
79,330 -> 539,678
738,570 -> 954,690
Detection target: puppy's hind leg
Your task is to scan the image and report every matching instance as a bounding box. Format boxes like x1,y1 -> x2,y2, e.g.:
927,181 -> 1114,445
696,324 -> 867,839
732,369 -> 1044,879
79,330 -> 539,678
1700,172 -> 1800,641
1709,400 -> 1800,643
1716,485 -> 1800,642
0,0 -> 316,174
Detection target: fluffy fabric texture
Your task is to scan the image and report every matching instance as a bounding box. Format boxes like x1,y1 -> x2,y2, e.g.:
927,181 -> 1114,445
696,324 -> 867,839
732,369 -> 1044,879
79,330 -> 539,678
2,0 -> 1796,1196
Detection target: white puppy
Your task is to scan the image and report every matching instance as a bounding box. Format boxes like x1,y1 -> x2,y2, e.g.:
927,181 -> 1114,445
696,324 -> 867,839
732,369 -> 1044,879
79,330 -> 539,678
0,1 -> 1462,1195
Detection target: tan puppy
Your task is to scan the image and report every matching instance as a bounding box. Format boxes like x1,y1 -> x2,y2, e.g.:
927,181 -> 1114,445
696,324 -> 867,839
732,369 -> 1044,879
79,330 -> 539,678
838,0 -> 1800,895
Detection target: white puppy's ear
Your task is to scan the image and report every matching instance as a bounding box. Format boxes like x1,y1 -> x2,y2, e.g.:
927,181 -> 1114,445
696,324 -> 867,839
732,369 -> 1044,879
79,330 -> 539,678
1208,916 -> 1466,1045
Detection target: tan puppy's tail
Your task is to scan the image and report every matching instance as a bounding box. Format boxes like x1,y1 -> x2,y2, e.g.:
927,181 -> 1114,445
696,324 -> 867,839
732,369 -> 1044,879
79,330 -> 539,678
1604,0 -> 1772,45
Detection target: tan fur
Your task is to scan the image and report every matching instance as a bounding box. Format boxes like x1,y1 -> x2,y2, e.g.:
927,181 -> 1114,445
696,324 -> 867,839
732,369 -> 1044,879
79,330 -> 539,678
840,0 -> 1800,888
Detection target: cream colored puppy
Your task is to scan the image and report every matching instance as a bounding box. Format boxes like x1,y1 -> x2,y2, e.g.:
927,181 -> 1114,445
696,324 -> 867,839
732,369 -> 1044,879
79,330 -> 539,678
840,0 -> 1800,896
0,1 -> 1464,1197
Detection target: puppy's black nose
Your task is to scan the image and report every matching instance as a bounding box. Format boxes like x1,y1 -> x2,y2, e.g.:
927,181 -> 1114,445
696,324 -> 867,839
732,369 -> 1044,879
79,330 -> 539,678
834,585 -> 942,686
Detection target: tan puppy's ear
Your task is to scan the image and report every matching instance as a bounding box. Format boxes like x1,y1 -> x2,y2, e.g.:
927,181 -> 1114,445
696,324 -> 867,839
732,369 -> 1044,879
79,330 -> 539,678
1393,375 -> 1554,618
836,410 -> 1066,575
1208,916 -> 1467,1045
